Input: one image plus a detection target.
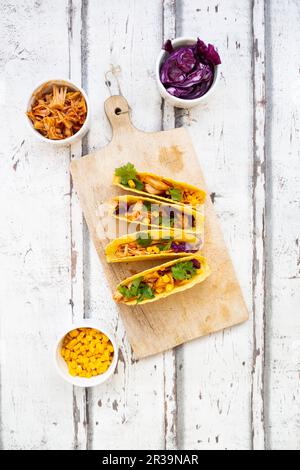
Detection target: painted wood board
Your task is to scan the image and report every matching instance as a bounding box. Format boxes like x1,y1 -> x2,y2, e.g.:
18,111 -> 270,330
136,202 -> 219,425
71,95 -> 249,359
79,0 -> 172,450
1,0 -> 298,451
175,0 -> 254,450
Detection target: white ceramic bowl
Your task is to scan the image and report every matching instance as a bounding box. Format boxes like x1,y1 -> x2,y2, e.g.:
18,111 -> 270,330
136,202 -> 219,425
155,37 -> 220,109
25,78 -> 90,145
54,320 -> 118,388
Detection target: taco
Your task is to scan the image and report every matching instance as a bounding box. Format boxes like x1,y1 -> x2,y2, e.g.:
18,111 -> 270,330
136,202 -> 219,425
113,162 -> 206,209
113,255 -> 210,305
105,229 -> 203,263
111,195 -> 204,233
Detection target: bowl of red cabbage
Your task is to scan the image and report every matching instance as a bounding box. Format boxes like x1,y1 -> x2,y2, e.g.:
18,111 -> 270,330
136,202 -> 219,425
156,37 -> 221,108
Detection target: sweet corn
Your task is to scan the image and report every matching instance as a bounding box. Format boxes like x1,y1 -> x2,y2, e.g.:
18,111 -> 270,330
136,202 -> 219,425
165,284 -> 174,292
146,245 -> 160,254
61,328 -> 114,379
128,179 -> 136,189
69,329 -> 79,338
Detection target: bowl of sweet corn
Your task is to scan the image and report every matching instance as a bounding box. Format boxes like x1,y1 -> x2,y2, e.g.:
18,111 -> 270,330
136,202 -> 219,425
54,321 -> 118,387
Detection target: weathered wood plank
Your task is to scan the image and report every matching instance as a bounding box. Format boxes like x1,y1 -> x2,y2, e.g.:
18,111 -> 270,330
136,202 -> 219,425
0,0 -> 75,449
175,0 -> 253,450
251,0 -> 266,451
79,0 -> 167,450
266,0 -> 300,451
162,0 -> 177,450
68,0 -> 88,450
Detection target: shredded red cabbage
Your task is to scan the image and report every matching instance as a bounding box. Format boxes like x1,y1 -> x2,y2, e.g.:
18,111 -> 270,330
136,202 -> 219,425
171,241 -> 200,253
160,38 -> 221,100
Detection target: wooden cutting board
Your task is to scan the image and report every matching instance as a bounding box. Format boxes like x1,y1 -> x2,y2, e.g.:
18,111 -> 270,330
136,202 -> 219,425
71,95 -> 248,358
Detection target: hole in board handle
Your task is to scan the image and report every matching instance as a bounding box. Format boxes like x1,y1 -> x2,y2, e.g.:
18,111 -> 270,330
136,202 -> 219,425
115,107 -> 122,115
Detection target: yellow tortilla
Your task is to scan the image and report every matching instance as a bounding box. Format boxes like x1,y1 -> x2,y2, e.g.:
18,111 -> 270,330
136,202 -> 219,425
113,171 -> 206,209
114,255 -> 210,305
111,195 -> 204,233
105,229 -> 202,263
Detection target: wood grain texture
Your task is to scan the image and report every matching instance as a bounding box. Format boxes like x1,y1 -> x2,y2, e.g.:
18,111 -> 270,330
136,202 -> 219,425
251,0 -> 266,451
77,0 -> 168,450
0,0 -> 298,451
68,0 -> 89,450
71,94 -> 249,358
0,0 -> 75,449
162,0 -> 178,450
266,0 -> 300,451
175,0 -> 254,450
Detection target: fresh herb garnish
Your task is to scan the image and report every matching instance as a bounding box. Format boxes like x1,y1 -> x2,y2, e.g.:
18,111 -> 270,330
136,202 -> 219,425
158,238 -> 173,251
118,277 -> 143,298
134,179 -> 144,191
136,283 -> 155,303
169,188 -> 183,202
115,162 -> 137,185
118,277 -> 155,302
171,260 -> 197,281
115,162 -> 144,190
136,233 -> 152,247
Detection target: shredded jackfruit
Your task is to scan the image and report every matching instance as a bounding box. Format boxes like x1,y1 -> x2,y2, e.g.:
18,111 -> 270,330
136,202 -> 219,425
27,85 -> 87,140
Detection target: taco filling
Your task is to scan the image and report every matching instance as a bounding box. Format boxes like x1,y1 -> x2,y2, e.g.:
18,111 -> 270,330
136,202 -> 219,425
114,234 -> 201,259
114,163 -> 205,206
114,198 -> 196,230
113,258 -> 202,304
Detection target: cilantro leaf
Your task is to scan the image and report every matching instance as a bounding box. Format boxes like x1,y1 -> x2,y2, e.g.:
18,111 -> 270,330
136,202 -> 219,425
130,277 -> 143,296
169,188 -> 183,202
137,283 -> 155,303
118,277 -> 143,298
118,285 -> 132,298
118,278 -> 155,302
134,178 -> 144,191
171,261 -> 197,281
158,239 -> 173,251
115,163 -> 137,185
136,233 -> 152,247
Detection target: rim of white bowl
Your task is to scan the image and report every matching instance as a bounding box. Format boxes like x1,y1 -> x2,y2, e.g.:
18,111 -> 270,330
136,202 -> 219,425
155,36 -> 220,106
53,320 -> 118,388
25,78 -> 90,146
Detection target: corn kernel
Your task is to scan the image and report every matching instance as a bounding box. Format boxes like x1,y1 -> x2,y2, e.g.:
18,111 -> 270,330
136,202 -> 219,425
165,284 -> 174,292
66,339 -> 77,349
128,179 -> 136,189
69,329 -> 79,338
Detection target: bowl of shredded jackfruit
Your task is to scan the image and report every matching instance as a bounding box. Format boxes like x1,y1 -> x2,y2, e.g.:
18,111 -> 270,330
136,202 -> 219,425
26,79 -> 89,145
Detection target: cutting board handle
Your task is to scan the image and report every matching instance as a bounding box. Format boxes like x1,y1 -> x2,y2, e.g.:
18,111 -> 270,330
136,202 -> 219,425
104,95 -> 135,136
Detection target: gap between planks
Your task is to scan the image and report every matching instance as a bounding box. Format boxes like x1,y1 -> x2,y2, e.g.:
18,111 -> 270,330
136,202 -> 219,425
251,0 -> 267,450
68,0 -> 90,450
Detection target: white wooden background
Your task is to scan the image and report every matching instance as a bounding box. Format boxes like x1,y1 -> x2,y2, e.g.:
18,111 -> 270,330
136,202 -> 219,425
0,0 -> 299,450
